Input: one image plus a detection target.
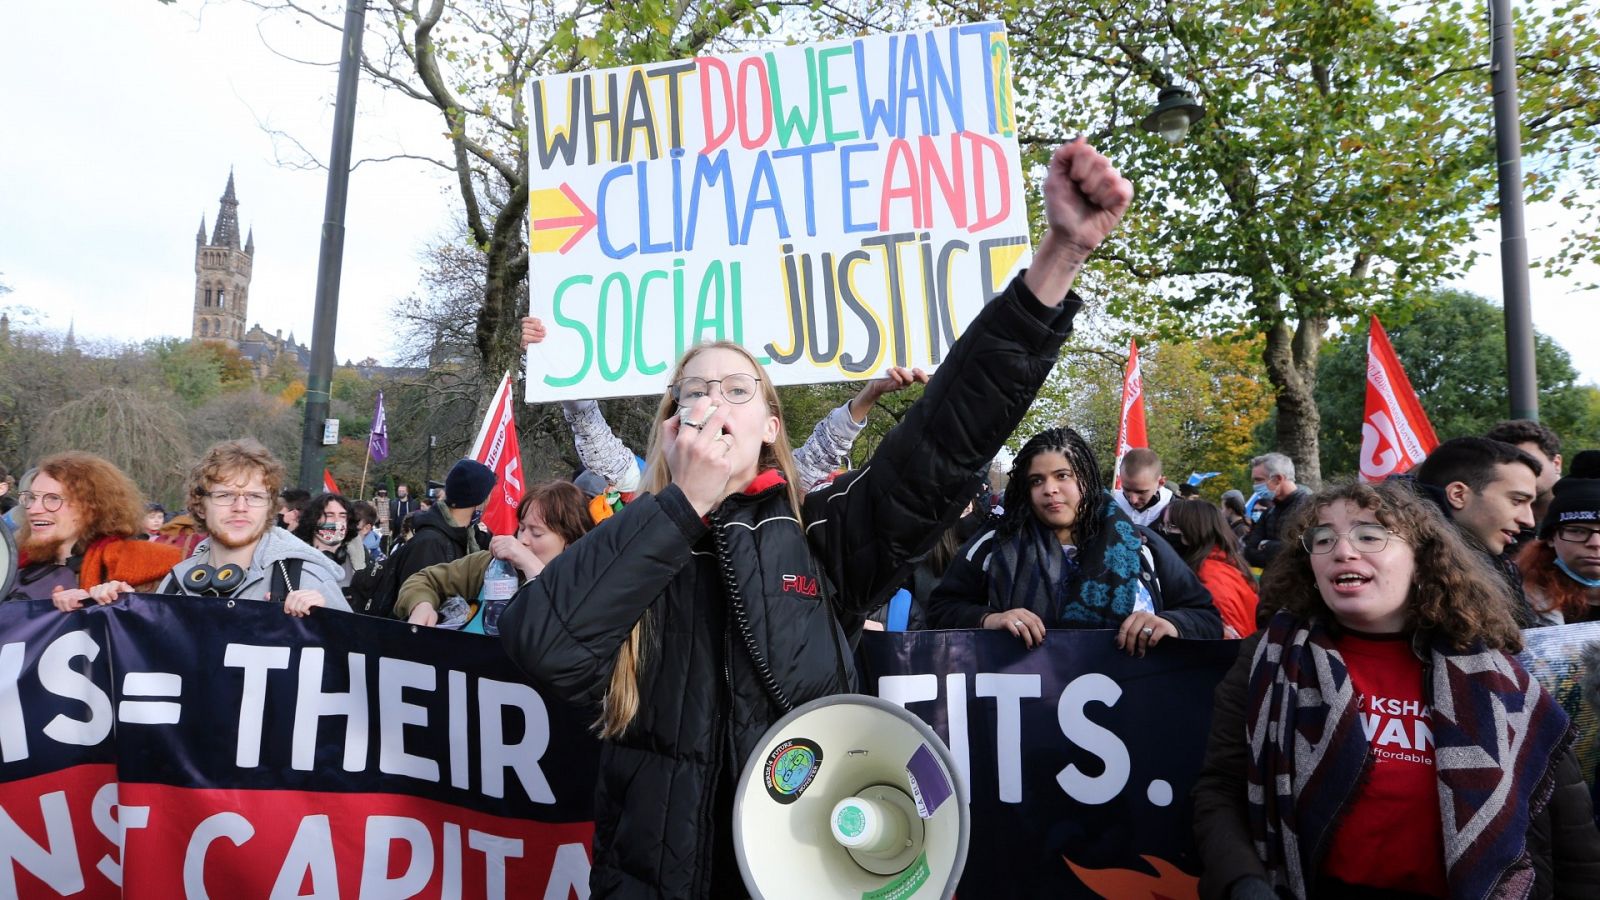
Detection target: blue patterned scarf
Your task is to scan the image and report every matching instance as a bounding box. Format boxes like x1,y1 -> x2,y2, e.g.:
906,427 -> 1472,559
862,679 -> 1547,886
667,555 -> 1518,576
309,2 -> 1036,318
985,495 -> 1145,628
1245,610 -> 1575,899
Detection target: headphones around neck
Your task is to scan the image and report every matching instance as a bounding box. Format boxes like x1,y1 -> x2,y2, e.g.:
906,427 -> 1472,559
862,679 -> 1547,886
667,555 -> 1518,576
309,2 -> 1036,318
182,563 -> 247,597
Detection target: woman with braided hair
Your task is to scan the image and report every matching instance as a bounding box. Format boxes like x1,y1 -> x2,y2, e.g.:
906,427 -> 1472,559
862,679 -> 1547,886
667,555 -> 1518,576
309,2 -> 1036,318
926,426 -> 1221,653
1192,479 -> 1600,900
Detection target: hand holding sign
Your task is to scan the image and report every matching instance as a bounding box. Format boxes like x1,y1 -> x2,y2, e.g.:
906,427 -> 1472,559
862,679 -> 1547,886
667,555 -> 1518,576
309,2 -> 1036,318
521,316 -> 547,350
1025,139 -> 1134,305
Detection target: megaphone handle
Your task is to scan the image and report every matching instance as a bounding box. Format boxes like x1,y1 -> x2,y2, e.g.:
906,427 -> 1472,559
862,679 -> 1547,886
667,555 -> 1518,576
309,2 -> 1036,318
710,512 -> 793,714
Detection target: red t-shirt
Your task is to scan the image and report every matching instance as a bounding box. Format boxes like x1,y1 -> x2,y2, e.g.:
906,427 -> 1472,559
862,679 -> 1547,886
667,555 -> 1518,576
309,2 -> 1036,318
1320,631 -> 1448,897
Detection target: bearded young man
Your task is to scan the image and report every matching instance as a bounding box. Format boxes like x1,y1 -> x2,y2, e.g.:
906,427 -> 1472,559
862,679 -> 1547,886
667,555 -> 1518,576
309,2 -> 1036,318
7,452 -> 182,607
86,440 -> 349,615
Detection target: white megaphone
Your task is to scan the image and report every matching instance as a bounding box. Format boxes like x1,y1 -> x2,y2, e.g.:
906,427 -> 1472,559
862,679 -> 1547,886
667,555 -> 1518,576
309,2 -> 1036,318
733,694 -> 969,899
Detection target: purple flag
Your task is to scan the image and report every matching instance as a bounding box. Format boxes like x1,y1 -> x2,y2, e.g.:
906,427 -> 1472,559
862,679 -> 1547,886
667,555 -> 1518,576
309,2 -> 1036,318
368,391 -> 389,462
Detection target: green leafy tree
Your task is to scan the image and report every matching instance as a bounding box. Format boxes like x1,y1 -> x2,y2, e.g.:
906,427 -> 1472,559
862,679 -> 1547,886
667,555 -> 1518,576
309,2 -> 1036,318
151,338 -> 225,407
1316,289 -> 1598,478
929,0 -> 1600,484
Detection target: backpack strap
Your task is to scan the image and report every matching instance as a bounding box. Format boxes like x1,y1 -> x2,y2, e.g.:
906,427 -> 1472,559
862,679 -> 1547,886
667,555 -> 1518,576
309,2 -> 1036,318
269,558 -> 305,602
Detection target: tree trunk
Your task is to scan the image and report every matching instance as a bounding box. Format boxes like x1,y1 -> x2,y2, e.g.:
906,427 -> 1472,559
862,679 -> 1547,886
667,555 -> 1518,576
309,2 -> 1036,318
1260,310 -> 1327,487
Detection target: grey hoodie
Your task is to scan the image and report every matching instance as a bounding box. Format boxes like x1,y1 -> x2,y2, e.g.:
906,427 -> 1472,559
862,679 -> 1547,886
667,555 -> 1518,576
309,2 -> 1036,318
166,526 -> 351,612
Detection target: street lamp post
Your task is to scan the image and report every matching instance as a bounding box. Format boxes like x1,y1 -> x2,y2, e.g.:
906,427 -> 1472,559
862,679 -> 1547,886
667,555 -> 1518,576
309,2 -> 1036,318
296,0 -> 367,489
1490,0 -> 1539,420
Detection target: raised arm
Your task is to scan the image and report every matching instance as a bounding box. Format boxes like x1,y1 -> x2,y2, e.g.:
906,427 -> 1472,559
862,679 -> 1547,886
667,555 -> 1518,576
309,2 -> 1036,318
792,368 -> 928,492
522,316 -> 643,492
807,140 -> 1133,614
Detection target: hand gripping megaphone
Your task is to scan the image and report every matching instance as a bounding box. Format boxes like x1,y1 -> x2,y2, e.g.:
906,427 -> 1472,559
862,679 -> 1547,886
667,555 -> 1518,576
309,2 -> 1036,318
733,694 -> 970,899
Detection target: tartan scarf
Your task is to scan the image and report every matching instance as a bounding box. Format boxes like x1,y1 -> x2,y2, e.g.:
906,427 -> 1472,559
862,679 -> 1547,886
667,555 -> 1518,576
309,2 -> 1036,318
1244,609 -> 1574,899
985,496 -> 1145,628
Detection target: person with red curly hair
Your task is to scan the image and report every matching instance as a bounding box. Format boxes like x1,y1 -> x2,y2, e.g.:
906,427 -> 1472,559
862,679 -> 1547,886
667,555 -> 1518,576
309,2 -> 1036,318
1518,453 -> 1600,625
7,451 -> 182,607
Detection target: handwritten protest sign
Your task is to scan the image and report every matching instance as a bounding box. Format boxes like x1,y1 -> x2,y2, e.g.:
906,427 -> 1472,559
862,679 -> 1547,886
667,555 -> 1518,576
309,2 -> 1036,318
524,23 -> 1032,401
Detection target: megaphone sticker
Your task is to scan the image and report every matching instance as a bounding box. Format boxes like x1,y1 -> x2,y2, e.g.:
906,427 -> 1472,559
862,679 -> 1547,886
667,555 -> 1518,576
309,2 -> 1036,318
763,737 -> 823,805
905,744 -> 954,818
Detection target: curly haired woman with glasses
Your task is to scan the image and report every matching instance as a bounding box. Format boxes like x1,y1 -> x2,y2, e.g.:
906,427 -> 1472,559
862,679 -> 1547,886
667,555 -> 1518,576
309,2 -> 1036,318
1193,479 -> 1600,900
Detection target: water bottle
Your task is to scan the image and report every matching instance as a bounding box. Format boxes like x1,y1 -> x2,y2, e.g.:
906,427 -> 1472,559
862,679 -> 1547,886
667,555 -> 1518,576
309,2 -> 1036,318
466,558 -> 519,636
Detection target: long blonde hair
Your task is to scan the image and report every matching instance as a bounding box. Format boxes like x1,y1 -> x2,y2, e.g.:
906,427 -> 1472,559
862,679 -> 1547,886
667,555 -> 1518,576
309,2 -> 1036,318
597,341 -> 805,737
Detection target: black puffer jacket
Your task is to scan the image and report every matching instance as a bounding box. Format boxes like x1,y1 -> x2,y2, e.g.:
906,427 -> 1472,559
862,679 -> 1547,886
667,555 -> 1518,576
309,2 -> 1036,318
500,277 -> 1079,898
925,516 -> 1223,637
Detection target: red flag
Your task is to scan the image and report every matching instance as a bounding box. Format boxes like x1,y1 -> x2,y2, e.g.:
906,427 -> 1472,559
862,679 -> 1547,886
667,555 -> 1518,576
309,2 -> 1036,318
468,371 -> 525,536
323,469 -> 339,494
1113,339 -> 1148,489
1359,316 -> 1439,482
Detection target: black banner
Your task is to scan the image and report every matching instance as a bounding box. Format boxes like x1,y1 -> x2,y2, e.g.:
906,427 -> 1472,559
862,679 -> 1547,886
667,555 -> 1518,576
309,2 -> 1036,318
7,597 -> 1594,899
858,629 -> 1240,899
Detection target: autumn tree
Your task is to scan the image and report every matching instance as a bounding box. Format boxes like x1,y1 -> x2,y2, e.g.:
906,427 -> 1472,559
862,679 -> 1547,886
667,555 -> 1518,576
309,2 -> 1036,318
913,0 -> 1600,485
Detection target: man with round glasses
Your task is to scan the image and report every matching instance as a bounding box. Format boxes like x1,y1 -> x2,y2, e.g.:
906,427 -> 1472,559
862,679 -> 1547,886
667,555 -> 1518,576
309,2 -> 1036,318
7,452 -> 182,605
90,440 -> 349,614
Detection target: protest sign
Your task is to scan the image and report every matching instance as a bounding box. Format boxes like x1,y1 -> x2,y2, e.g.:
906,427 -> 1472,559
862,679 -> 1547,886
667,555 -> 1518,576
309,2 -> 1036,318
524,23 -> 1032,401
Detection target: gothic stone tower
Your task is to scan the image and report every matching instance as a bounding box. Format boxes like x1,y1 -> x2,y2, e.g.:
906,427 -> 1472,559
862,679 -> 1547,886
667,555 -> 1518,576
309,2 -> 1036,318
192,172 -> 254,347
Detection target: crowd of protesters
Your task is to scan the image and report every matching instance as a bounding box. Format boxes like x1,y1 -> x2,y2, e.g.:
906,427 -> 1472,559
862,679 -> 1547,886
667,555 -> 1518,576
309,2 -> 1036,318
4,136 -> 1599,897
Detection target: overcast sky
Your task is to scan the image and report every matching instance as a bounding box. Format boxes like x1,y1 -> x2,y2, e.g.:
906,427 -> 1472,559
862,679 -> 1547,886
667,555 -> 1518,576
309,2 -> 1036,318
2,1 -> 1596,384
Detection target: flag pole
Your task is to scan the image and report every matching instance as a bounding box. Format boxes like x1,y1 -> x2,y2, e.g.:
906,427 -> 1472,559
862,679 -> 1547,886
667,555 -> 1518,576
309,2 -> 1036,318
358,445 -> 372,500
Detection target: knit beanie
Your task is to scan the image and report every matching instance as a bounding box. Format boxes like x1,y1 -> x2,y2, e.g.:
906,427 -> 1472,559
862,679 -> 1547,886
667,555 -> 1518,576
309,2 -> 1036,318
573,469 -> 609,498
1539,473 -> 1600,538
444,459 -> 496,509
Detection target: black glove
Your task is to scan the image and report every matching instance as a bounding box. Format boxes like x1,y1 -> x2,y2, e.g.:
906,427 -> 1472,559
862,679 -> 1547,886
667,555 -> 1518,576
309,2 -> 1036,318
1228,876 -> 1277,900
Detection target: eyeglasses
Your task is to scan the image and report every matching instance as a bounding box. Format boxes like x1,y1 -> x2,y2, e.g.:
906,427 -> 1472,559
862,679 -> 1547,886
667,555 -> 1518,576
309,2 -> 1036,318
19,491 -> 65,512
1302,523 -> 1404,555
199,490 -> 274,508
1555,524 -> 1600,544
671,374 -> 760,405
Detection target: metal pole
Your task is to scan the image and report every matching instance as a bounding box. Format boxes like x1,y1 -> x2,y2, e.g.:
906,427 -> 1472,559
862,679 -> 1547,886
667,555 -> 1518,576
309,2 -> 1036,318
425,434 -> 436,494
1490,0 -> 1539,420
297,0 -> 367,489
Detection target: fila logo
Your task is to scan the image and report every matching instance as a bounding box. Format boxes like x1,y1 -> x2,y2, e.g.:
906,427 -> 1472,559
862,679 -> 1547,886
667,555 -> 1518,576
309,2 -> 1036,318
781,574 -> 819,596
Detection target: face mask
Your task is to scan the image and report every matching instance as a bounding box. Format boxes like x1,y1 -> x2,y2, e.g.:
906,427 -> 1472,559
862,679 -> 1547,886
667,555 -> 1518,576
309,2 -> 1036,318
1555,556 -> 1600,589
1245,486 -> 1272,522
316,521 -> 347,544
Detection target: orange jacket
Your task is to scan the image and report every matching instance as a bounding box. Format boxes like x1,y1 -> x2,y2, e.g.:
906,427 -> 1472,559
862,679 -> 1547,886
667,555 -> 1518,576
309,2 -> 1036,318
80,537 -> 184,591
1197,549 -> 1260,638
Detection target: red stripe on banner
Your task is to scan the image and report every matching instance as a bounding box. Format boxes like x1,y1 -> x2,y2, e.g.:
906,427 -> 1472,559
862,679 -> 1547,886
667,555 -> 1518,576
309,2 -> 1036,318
0,766 -> 593,899
0,764 -> 122,900
120,784 -> 593,899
